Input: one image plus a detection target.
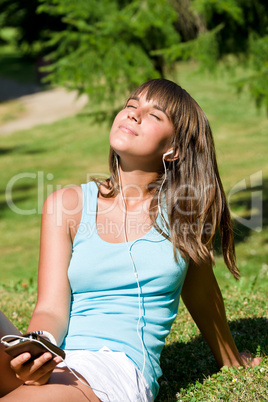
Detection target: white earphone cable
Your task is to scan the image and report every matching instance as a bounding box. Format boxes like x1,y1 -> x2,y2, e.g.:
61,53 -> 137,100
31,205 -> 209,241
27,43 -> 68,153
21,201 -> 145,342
116,156 -> 146,375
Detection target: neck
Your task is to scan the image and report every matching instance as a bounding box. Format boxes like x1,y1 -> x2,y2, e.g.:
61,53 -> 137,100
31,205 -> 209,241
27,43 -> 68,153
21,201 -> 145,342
117,167 -> 158,199
116,154 -> 162,199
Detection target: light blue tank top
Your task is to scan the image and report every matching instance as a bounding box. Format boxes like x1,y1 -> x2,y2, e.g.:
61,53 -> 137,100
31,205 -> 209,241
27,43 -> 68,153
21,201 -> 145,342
61,182 -> 188,398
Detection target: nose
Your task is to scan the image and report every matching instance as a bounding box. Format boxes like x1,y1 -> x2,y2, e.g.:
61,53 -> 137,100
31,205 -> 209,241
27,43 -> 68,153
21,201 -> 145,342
127,108 -> 141,124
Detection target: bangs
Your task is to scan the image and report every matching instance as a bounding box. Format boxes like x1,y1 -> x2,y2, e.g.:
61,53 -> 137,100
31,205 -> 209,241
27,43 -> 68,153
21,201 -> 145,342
127,79 -> 184,124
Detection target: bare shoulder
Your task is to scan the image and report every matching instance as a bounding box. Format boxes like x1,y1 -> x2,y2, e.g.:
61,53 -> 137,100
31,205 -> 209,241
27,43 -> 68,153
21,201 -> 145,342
42,186 -> 83,240
43,186 -> 82,214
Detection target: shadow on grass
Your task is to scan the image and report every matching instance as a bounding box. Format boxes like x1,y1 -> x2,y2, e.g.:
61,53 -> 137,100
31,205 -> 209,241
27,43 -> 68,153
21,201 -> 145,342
156,317 -> 267,401
0,182 -> 37,218
0,146 -> 17,155
0,146 -> 47,155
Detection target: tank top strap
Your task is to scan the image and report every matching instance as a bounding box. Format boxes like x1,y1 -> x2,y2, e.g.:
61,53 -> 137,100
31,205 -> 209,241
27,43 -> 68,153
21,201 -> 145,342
80,181 -> 98,224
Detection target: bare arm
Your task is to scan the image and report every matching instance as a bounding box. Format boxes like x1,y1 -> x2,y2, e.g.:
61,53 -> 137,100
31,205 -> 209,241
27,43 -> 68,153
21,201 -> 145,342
181,260 -> 261,368
10,186 -> 82,385
27,188 -> 75,345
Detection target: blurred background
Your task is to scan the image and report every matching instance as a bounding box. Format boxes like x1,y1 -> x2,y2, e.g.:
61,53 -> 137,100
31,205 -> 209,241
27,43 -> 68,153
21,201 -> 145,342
0,0 -> 267,292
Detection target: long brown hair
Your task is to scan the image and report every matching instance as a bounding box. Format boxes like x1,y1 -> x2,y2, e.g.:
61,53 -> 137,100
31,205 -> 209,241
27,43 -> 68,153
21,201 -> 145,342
99,79 -> 239,279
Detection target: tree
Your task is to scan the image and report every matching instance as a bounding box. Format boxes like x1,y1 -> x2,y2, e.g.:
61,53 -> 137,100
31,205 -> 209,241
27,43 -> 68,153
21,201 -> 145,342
193,0 -> 268,112
36,0 -> 180,109
159,0 -> 268,112
1,0 -> 267,112
39,0 -> 267,112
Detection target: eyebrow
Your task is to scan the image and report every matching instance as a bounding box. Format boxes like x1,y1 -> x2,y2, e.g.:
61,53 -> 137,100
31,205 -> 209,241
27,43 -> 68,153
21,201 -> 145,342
127,96 -> 170,119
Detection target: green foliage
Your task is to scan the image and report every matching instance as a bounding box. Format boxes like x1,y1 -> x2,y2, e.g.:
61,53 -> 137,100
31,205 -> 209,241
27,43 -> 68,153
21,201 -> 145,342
236,35 -> 268,112
161,0 -> 268,111
0,0 -> 65,55
193,0 -> 244,25
194,0 -> 268,112
37,0 -> 180,107
152,24 -> 223,71
0,0 -> 267,112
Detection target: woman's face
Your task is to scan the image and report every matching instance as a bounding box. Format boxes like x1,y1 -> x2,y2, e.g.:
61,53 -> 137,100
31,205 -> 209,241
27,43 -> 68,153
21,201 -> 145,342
109,93 -> 174,167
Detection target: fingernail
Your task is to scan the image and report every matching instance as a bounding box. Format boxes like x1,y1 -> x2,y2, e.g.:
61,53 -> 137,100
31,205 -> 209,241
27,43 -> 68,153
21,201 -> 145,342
22,352 -> 31,361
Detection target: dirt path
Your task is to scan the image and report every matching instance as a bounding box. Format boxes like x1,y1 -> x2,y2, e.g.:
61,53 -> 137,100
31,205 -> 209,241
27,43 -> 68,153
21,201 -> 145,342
0,77 -> 88,135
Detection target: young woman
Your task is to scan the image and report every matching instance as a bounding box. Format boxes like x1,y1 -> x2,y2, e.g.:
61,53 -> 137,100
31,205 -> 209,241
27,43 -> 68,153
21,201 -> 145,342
0,79 -> 261,401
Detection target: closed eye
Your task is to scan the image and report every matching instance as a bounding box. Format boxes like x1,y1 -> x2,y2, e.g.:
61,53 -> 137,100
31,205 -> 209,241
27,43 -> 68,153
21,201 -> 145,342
125,103 -> 137,109
150,113 -> 161,120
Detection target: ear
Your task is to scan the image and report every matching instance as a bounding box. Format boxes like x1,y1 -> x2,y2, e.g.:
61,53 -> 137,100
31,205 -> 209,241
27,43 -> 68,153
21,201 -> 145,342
163,148 -> 180,161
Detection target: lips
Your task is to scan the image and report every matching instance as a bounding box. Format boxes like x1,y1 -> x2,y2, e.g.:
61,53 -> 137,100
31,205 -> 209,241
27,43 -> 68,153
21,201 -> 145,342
119,125 -> 138,136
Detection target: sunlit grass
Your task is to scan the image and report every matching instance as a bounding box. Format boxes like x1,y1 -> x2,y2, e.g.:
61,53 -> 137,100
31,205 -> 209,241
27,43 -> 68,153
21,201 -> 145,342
0,283 -> 266,401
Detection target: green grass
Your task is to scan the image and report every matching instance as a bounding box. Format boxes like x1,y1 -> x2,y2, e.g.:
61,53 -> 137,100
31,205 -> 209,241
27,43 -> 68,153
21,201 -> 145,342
0,283 -> 267,401
0,59 -> 267,400
158,288 -> 267,401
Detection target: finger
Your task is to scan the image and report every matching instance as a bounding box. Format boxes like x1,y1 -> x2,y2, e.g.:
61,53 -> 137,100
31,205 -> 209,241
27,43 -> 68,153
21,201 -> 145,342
30,352 -> 54,368
12,352 -> 53,382
23,356 -> 62,385
249,357 -> 262,368
33,353 -> 63,367
10,352 -> 32,371
240,353 -> 252,366
239,352 -> 262,368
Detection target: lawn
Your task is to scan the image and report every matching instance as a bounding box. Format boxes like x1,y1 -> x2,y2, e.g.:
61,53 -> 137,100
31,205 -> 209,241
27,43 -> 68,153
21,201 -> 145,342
0,58 -> 267,401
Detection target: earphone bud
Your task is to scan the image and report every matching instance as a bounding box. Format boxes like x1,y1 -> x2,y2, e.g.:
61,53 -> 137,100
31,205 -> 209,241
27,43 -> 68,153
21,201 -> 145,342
163,150 -> 173,158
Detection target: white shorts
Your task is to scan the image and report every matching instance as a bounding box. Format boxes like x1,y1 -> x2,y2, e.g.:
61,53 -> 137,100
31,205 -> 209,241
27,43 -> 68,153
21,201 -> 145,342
58,347 -> 154,402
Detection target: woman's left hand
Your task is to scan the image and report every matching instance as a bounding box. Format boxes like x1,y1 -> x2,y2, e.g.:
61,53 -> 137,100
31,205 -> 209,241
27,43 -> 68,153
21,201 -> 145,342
10,351 -> 62,386
239,352 -> 262,368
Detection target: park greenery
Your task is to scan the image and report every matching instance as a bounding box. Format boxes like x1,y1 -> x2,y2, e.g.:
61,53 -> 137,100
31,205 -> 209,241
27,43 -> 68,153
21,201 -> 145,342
0,0 -> 267,400
0,0 -> 267,112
